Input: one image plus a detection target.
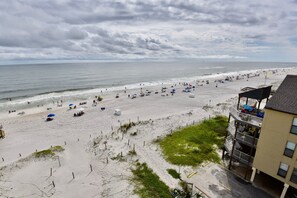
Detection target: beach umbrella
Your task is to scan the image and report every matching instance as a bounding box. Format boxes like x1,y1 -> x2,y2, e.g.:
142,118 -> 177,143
69,104 -> 74,106
47,113 -> 56,117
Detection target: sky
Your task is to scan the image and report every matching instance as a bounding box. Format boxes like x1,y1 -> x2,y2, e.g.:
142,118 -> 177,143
1,0 -> 297,63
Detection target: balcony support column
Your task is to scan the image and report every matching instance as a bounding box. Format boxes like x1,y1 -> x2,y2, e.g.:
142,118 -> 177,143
280,183 -> 289,198
250,167 -> 256,182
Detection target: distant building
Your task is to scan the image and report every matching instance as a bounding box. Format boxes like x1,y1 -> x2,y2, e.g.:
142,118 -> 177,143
223,75 -> 297,198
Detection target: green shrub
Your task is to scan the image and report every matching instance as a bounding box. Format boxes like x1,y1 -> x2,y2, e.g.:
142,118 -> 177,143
167,169 -> 181,179
34,145 -> 64,158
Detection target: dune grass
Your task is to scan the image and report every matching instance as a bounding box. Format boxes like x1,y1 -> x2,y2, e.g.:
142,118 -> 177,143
167,169 -> 181,179
34,145 -> 64,158
159,116 -> 228,166
131,163 -> 172,198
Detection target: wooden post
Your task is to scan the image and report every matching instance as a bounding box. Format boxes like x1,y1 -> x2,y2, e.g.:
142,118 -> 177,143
64,141 -> 67,145
52,181 -> 55,188
51,145 -> 52,148
19,153 -> 21,157
1,157 -> 4,162
58,156 -> 61,167
50,168 -> 52,176
36,149 -> 37,152
106,157 -> 109,164
90,134 -> 91,138
101,130 -> 103,134
72,172 -> 75,179
128,139 -> 130,146
77,138 -> 79,142
121,152 -> 123,157
90,164 -> 93,172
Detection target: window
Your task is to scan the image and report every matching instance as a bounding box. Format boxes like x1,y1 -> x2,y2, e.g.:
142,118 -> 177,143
291,118 -> 297,135
291,168 -> 297,184
284,141 -> 296,158
278,163 -> 289,178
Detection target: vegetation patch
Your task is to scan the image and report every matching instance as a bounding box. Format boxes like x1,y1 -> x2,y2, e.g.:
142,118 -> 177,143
111,153 -> 126,162
34,146 -> 64,158
159,116 -> 228,166
119,122 -> 136,133
128,150 -> 137,156
167,169 -> 181,179
131,163 -> 172,198
130,131 -> 138,136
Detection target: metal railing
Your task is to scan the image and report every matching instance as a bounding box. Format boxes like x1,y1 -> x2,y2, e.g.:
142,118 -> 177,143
227,121 -> 236,136
236,131 -> 258,147
232,149 -> 254,166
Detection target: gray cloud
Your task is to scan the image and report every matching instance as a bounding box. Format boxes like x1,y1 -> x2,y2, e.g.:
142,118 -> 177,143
0,0 -> 297,61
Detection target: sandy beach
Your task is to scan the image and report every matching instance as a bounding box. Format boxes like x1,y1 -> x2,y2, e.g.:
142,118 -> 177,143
1,68 -> 297,198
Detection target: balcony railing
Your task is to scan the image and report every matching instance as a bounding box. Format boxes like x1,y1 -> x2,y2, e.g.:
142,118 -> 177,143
232,149 -> 254,166
227,121 -> 236,136
236,131 -> 258,147
224,136 -> 233,153
229,107 -> 263,127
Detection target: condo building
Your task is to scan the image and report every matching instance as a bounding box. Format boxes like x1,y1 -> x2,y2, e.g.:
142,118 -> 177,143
223,75 -> 297,198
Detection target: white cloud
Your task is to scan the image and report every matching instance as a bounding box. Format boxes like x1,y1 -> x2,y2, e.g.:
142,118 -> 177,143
0,0 -> 297,61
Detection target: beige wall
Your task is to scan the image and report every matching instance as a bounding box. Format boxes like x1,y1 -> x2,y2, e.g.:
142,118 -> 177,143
254,109 -> 297,188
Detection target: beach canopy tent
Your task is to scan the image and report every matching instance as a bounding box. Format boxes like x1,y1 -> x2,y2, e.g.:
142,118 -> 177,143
114,109 -> 121,116
47,113 -> 56,117
69,104 -> 74,107
237,86 -> 272,111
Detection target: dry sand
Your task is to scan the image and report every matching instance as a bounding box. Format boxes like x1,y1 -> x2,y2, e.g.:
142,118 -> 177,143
0,68 -> 296,198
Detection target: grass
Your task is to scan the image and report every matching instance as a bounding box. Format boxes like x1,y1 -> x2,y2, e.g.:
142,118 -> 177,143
131,163 -> 172,198
34,145 -> 64,158
159,116 -> 228,166
167,169 -> 181,179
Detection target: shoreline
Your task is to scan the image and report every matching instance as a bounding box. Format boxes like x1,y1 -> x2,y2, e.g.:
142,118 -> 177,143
0,67 -> 294,116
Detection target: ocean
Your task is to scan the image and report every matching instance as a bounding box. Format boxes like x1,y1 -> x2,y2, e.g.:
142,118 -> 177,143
0,61 -> 296,112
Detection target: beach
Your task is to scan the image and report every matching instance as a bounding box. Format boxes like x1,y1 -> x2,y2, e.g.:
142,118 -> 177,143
0,67 -> 297,197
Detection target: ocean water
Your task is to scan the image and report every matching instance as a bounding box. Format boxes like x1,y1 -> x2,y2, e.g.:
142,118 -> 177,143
0,61 -> 296,111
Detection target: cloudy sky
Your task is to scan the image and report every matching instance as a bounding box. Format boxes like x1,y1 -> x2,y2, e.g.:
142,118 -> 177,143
1,0 -> 297,62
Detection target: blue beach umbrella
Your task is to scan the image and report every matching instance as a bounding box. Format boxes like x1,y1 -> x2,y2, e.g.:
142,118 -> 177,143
47,114 -> 56,117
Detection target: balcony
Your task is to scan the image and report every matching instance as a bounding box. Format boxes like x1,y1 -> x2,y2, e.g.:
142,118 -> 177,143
229,107 -> 263,128
235,131 -> 258,147
232,149 -> 254,166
